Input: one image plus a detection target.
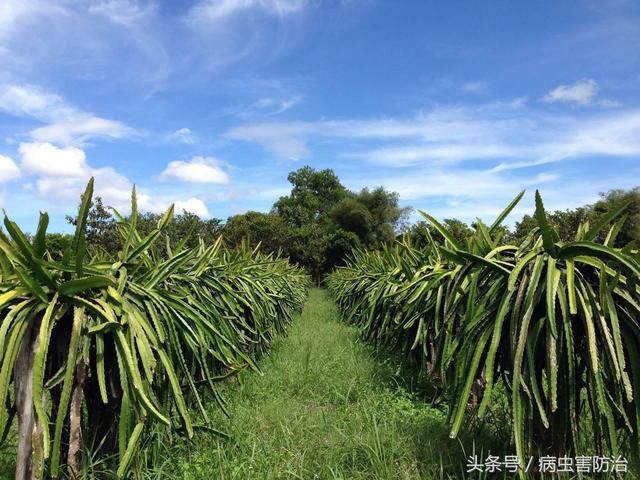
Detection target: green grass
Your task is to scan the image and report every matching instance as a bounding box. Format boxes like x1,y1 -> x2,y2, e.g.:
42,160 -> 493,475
158,288 -> 504,479
0,425 -> 16,479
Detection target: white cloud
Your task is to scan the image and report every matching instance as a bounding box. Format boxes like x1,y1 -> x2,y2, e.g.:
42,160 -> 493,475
542,79 -> 599,105
169,127 -> 196,144
17,142 -> 211,217
351,167 -> 638,229
87,0 -> 155,27
183,0 -> 313,72
345,143 -> 515,167
252,95 -> 303,114
0,1 -> 67,41
273,95 -> 303,114
0,84 -> 136,146
359,169 -> 516,201
226,94 -> 304,118
160,156 -> 230,184
253,98 -> 277,109
188,0 -> 307,22
0,0 -> 314,84
225,103 -> 640,169
19,142 -> 88,177
491,109 -> 640,171
598,98 -> 622,108
35,168 -> 211,218
225,103 -> 529,161
461,81 -> 489,95
29,115 -> 134,145
0,154 -> 20,182
136,194 -> 211,218
0,1 -> 171,89
225,122 -> 311,159
35,166 -> 131,208
174,197 -> 209,216
0,84 -> 76,122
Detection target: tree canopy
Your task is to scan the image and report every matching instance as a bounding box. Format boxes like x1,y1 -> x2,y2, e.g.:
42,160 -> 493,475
66,197 -> 222,252
510,188 -> 639,247
63,168 -> 638,283
264,167 -> 410,282
223,212 -> 290,253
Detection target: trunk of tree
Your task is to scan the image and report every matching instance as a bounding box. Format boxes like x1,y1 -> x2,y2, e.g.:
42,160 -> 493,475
67,360 -> 86,480
14,315 -> 43,480
427,341 -> 440,380
469,371 -> 487,408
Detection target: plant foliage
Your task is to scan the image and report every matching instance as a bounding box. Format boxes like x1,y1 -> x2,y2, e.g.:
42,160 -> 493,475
0,179 -> 308,479
328,190 -> 640,471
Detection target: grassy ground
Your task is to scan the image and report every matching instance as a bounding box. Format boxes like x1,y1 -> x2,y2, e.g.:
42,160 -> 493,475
159,288 -> 504,479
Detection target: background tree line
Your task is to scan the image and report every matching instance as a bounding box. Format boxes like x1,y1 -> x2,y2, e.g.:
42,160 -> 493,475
56,166 -> 639,283
407,188 -> 639,250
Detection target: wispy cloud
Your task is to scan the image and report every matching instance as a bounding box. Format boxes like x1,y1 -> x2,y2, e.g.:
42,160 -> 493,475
226,94 -> 304,118
461,81 -> 489,95
225,121 -> 312,159
181,0 -> 319,73
0,84 -> 76,122
0,81 -> 217,218
251,95 -> 303,115
224,102 -> 640,170
0,1 -> 67,41
29,115 -> 135,145
0,84 -> 136,145
0,0 -> 170,85
168,127 -> 196,145
186,0 -> 308,23
88,0 -> 156,27
345,143 -> 515,167
542,78 -> 599,105
348,166 -> 637,228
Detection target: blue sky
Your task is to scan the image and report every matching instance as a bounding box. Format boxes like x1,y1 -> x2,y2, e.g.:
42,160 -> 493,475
0,0 -> 639,233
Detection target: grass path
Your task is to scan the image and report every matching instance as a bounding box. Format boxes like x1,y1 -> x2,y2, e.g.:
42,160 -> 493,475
166,288 -> 487,479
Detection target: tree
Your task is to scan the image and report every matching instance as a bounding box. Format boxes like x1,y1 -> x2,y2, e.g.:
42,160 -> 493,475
511,187 -> 639,247
67,197 -> 222,252
511,214 -> 537,243
323,228 -> 361,273
272,166 -> 408,282
330,198 -> 373,243
352,187 -> 411,246
592,187 -> 640,246
407,218 -> 473,248
136,211 -> 222,249
273,166 -> 347,226
63,168 -> 412,280
66,196 -> 120,252
45,233 -> 73,260
513,208 -> 590,243
272,167 -> 350,282
223,212 -> 290,254
286,223 -> 333,283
